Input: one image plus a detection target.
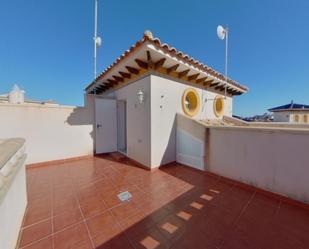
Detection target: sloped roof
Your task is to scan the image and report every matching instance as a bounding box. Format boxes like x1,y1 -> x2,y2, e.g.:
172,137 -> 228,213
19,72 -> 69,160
85,31 -> 248,95
269,102 -> 309,112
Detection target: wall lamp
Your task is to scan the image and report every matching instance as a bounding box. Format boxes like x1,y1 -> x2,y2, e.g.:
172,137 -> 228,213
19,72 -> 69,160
137,89 -> 145,104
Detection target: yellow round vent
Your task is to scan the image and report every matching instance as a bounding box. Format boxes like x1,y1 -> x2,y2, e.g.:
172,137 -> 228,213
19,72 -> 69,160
182,88 -> 200,117
214,96 -> 225,117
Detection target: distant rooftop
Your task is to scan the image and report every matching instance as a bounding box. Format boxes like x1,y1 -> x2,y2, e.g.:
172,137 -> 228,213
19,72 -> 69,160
269,101 -> 309,112
0,84 -> 58,106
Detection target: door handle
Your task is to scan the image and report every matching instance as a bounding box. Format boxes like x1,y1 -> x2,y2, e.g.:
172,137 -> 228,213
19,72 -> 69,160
96,124 -> 102,129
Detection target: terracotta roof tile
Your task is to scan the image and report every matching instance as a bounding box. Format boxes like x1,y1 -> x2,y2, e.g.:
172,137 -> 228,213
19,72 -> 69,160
86,30 -> 248,92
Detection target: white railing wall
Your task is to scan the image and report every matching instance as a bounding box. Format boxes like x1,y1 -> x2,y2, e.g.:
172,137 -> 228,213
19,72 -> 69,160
0,95 -> 94,164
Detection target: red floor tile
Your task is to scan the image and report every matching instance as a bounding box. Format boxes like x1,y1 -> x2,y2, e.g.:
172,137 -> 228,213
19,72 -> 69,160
79,196 -> 107,218
86,211 -> 118,238
53,222 -> 91,249
92,225 -> 122,248
19,219 -> 52,248
19,156 -> 309,249
23,204 -> 51,227
20,236 -> 53,249
110,201 -> 140,223
52,195 -> 79,216
95,233 -> 134,249
129,228 -> 171,249
53,208 -> 83,232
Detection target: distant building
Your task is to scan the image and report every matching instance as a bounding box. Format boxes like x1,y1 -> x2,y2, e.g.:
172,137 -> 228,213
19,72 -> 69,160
268,101 -> 309,124
240,113 -> 273,122
0,84 -> 58,106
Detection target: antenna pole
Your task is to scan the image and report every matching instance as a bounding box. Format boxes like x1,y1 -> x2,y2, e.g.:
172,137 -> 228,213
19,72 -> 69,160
94,0 -> 98,79
224,27 -> 228,99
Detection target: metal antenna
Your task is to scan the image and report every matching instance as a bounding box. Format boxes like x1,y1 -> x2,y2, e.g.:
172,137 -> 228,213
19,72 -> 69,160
224,26 -> 228,99
94,0 -> 102,79
217,25 -> 229,99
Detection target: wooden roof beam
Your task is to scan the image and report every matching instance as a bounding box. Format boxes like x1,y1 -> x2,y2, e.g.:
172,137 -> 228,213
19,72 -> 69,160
95,84 -> 108,93
113,75 -> 124,82
178,69 -> 190,78
215,85 -> 226,91
167,64 -> 179,74
154,58 -> 166,69
188,73 -> 200,81
227,89 -> 235,94
107,79 -> 118,86
119,71 -> 131,79
210,82 -> 219,87
235,92 -> 243,95
146,50 -> 152,61
146,50 -> 154,69
135,58 -> 148,69
196,77 -> 207,84
126,66 -> 139,75
203,79 -> 214,86
96,84 -> 106,90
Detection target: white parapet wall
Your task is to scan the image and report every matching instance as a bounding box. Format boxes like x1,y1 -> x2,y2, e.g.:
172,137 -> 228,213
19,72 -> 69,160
176,114 -> 206,170
206,125 -> 309,203
150,74 -> 232,168
0,95 -> 94,164
0,138 -> 27,249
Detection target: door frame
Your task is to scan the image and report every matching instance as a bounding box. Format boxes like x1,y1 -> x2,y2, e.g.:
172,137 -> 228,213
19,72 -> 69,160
94,97 -> 118,154
117,100 -> 127,155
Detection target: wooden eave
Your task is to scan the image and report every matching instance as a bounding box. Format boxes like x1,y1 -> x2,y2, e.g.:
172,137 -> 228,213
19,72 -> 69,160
85,31 -> 248,96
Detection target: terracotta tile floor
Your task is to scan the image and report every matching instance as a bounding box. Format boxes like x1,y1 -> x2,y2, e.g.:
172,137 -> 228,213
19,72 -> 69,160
18,155 -> 309,249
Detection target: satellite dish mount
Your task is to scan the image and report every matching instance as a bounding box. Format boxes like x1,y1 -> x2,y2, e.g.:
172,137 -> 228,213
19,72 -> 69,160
94,0 -> 102,79
217,25 -> 229,99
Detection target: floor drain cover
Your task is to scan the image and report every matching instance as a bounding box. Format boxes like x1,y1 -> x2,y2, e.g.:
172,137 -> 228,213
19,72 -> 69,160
117,191 -> 132,201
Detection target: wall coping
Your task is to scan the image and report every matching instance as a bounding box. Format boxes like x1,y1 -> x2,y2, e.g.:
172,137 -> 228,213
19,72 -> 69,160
197,120 -> 309,134
0,102 -> 78,110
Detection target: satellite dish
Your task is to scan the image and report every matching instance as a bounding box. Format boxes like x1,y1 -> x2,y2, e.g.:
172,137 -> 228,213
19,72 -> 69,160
95,36 -> 102,47
217,25 -> 226,40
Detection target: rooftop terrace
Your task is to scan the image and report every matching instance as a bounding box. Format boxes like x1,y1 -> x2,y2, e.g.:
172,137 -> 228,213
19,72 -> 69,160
18,155 -> 309,249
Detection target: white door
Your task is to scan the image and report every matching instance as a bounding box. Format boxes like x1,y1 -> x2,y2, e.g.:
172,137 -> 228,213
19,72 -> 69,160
95,98 -> 117,154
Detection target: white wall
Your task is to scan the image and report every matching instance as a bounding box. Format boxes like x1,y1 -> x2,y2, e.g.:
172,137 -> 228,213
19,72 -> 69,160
150,74 -> 232,167
0,95 -> 94,164
0,163 -> 27,249
176,114 -> 206,170
273,111 -> 290,122
207,126 -> 309,203
100,73 -> 233,168
111,75 -> 151,167
273,111 -> 309,124
290,112 -> 309,123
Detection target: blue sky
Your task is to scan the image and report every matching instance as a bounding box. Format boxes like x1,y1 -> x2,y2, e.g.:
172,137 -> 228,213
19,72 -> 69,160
1,0 -> 308,116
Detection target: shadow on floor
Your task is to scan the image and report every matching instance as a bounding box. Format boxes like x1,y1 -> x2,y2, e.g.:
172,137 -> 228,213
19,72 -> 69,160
94,155 -> 309,249
20,155 -> 309,249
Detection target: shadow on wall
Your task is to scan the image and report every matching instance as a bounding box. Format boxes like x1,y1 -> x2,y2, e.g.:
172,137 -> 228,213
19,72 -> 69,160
160,115 -> 177,166
66,97 -> 96,152
66,106 -> 93,126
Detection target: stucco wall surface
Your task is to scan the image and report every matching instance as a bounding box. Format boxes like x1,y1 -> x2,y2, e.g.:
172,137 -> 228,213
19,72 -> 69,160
150,74 -> 232,167
0,139 -> 27,249
0,95 -> 94,164
111,75 -> 151,167
207,126 -> 309,203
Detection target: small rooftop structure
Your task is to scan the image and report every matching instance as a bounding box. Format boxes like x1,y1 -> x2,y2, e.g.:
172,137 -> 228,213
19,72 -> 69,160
269,101 -> 309,112
84,30 -> 249,171
269,101 -> 309,124
0,85 -> 58,106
